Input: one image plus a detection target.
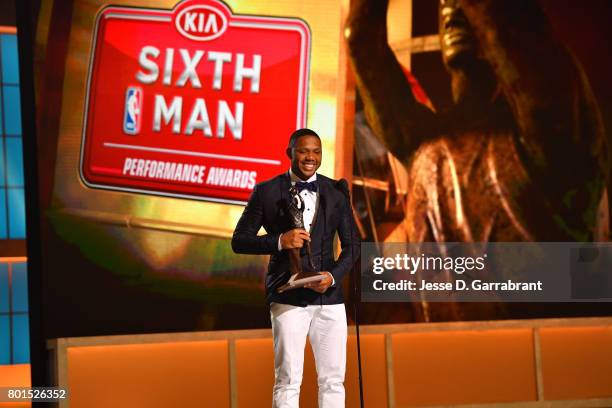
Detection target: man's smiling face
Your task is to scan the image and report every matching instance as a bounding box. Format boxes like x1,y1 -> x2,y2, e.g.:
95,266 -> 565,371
288,134 -> 322,180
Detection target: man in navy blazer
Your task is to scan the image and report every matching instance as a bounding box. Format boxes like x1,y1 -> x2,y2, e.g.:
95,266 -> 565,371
232,128 -> 360,407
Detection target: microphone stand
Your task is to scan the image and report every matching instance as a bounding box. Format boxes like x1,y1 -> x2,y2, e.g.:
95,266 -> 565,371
337,179 -> 364,408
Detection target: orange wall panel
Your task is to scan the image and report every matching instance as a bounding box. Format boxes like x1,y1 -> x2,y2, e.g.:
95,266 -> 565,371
51,320 -> 612,406
235,338 -> 275,407
67,340 -> 230,408
540,326 -> 612,400
346,334 -> 388,408
0,364 -> 30,387
0,364 -> 30,407
392,328 -> 537,407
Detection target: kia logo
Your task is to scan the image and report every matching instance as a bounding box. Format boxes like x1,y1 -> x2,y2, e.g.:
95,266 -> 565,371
175,5 -> 228,41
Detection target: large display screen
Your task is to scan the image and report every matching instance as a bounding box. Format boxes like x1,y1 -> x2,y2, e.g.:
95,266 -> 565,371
31,0 -> 612,339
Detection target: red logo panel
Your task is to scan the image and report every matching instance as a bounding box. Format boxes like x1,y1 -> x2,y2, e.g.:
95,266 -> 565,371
80,0 -> 311,204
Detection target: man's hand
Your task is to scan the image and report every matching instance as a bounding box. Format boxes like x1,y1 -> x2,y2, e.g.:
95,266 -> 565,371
305,272 -> 334,293
280,229 -> 311,250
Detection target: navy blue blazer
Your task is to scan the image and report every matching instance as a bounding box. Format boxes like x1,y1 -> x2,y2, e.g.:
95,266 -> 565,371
231,172 -> 360,306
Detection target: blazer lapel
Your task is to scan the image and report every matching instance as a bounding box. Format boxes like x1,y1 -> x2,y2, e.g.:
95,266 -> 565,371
276,171 -> 291,222
321,176 -> 338,220
310,176 -> 334,237
279,171 -> 291,204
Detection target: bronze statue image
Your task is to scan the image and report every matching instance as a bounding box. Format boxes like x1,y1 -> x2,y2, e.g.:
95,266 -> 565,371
347,0 -> 609,244
346,0 -> 610,320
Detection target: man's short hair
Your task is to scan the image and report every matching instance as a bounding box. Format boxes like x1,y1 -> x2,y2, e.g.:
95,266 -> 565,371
288,128 -> 320,149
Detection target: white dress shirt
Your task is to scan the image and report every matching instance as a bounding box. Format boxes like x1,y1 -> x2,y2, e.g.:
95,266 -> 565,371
291,169 -> 318,232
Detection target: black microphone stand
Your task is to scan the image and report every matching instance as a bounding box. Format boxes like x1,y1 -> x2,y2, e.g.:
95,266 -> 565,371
337,179 -> 364,408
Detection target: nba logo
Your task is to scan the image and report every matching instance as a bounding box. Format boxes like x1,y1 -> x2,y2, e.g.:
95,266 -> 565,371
123,87 -> 142,135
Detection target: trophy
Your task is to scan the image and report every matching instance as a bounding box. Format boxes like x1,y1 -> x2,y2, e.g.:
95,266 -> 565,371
277,185 -> 323,293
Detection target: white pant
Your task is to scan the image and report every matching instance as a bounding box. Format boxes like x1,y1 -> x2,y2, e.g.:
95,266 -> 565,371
270,302 -> 347,408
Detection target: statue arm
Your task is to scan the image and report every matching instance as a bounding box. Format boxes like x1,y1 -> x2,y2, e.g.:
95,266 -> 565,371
460,0 -> 608,175
461,0 -> 609,239
345,0 -> 435,160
